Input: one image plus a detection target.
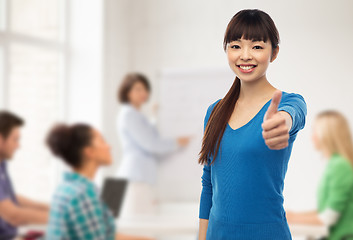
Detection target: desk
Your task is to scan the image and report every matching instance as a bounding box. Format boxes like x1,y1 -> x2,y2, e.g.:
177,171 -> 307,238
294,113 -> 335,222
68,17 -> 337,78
18,202 -> 329,239
290,224 -> 328,240
117,202 -> 329,239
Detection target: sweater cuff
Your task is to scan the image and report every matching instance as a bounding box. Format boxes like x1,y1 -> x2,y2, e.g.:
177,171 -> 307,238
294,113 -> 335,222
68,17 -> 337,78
278,105 -> 296,136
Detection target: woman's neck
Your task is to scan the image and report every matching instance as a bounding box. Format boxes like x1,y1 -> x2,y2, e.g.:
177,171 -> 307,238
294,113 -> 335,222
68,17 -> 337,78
238,75 -> 276,103
130,101 -> 142,110
75,160 -> 98,180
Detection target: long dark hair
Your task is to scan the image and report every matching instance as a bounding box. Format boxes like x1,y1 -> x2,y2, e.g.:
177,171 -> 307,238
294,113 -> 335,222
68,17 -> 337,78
198,9 -> 280,165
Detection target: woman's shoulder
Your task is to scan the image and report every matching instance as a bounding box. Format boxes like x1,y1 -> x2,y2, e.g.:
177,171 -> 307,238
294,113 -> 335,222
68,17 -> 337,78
203,99 -> 221,125
328,153 -> 353,181
118,103 -> 141,122
281,91 -> 306,103
330,153 -> 353,170
53,180 -> 98,206
207,98 -> 222,113
120,103 -> 136,114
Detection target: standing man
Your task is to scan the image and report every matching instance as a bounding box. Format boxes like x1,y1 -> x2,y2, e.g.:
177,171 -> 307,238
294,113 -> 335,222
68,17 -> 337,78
0,111 -> 48,240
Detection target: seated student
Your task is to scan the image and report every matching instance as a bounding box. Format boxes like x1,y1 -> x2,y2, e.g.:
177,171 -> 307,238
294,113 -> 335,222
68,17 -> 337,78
287,110 -> 353,240
0,111 -> 49,240
45,123 -> 153,240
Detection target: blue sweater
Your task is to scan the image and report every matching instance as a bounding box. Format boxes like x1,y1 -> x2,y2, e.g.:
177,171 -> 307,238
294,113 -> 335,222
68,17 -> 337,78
199,91 -> 307,240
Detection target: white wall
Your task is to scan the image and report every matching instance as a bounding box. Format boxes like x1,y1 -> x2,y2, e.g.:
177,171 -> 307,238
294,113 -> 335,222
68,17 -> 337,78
104,0 -> 353,210
67,0 -> 103,127
100,0 -> 131,179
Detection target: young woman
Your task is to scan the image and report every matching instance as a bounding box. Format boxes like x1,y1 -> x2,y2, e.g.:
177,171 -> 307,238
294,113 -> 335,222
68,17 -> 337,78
198,9 -> 307,240
116,73 -> 190,216
287,111 -> 353,240
45,123 -> 153,240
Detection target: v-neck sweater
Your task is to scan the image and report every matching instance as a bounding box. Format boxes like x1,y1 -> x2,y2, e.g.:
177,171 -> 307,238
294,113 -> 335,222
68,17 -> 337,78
199,91 -> 307,240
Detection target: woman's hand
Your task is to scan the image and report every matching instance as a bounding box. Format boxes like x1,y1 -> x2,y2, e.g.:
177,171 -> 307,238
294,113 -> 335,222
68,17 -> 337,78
177,136 -> 191,147
262,90 -> 292,150
199,219 -> 209,240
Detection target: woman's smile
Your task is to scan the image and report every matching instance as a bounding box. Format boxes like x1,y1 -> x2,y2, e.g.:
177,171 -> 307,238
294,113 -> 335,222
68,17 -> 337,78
237,64 -> 257,73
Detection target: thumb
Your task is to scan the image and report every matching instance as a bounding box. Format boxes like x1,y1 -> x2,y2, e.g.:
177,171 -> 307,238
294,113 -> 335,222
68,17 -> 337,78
264,90 -> 282,120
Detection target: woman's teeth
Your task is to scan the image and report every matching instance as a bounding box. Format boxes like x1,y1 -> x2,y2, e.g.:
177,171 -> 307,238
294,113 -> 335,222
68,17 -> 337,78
239,65 -> 255,70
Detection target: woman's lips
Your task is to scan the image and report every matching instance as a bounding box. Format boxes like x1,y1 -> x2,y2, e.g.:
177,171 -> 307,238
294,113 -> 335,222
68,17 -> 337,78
237,65 -> 257,73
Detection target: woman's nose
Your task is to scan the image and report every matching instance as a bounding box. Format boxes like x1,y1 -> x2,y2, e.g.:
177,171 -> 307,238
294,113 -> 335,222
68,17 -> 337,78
240,48 -> 252,61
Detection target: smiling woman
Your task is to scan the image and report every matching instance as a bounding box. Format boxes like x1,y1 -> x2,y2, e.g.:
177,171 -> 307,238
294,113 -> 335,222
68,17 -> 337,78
198,9 -> 307,240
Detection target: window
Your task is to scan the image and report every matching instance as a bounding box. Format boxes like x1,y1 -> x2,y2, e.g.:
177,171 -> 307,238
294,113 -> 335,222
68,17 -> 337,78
0,0 -> 66,201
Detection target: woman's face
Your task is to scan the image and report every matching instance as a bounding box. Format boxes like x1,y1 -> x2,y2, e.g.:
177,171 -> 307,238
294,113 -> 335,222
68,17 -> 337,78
311,124 -> 321,151
85,129 -> 112,166
128,81 -> 149,106
226,36 -> 278,83
312,120 -> 333,158
312,120 -> 327,155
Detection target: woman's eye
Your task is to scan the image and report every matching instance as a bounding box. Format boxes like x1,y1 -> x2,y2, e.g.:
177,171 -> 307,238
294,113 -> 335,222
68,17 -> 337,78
253,45 -> 263,49
230,45 -> 240,49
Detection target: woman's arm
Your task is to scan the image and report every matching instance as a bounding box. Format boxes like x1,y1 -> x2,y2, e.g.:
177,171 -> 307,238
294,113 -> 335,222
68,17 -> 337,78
116,233 -> 154,240
199,219 -> 209,240
262,91 -> 307,150
197,103 -> 216,239
262,91 -> 292,149
286,210 -> 323,225
198,153 -> 212,238
123,111 -> 180,155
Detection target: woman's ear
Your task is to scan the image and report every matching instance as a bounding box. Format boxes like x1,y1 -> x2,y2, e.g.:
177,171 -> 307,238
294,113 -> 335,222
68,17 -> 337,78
270,46 -> 280,62
82,146 -> 94,160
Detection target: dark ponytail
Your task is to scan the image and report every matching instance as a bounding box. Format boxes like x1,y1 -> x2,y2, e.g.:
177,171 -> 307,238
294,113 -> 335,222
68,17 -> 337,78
198,9 -> 279,165
199,77 -> 241,165
46,123 -> 93,169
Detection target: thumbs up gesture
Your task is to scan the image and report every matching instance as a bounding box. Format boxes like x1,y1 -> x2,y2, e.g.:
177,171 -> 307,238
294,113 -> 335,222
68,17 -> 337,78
261,90 -> 292,150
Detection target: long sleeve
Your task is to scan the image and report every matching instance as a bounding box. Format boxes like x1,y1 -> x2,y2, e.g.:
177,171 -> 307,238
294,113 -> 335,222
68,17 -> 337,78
199,100 -> 220,219
122,109 -> 179,156
277,93 -> 307,138
199,163 -> 213,219
325,159 -> 353,213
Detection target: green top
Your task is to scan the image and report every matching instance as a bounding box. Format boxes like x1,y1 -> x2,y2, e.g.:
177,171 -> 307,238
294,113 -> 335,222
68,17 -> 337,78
318,152 -> 353,240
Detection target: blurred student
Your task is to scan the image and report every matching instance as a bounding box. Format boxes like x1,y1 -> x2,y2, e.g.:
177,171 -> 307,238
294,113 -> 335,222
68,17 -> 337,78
116,73 -> 190,215
287,110 -> 353,240
45,123 -> 153,240
0,111 -> 49,240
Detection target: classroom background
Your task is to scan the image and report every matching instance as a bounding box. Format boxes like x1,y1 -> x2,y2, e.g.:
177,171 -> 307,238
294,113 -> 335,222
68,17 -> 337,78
0,0 -> 352,239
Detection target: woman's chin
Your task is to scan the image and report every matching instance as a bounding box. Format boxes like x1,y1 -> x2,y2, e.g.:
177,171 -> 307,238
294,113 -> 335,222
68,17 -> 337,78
101,159 -> 112,166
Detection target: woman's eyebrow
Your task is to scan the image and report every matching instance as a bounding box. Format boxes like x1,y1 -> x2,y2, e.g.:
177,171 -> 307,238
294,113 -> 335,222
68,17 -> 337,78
232,39 -> 264,43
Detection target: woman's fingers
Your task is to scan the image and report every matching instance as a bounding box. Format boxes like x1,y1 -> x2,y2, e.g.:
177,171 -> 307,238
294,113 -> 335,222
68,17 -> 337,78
270,141 -> 289,150
262,111 -> 289,150
262,124 -> 289,139
263,134 -> 289,149
263,90 -> 282,121
261,113 -> 286,131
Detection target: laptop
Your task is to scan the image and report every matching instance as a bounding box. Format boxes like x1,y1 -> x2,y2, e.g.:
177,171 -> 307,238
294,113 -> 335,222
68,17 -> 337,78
100,177 -> 128,218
